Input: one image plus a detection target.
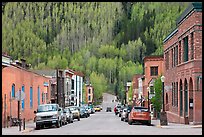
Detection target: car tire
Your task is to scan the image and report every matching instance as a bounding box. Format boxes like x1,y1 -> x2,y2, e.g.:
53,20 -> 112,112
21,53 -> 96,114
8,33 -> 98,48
147,120 -> 151,126
78,117 -> 80,121
128,119 -> 132,125
56,121 -> 60,128
36,125 -> 40,130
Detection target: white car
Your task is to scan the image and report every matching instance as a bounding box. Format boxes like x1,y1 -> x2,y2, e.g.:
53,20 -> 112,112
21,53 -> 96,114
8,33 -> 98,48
34,104 -> 62,129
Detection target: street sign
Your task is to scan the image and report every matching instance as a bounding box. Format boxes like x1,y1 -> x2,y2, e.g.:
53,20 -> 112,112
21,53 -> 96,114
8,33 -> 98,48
15,90 -> 25,101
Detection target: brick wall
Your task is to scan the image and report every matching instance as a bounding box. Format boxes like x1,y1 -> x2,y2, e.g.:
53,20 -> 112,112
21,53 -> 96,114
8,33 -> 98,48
2,65 -> 51,126
163,8 -> 202,124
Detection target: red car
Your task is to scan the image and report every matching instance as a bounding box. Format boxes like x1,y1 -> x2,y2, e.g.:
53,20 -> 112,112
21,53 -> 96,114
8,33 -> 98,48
128,106 -> 151,125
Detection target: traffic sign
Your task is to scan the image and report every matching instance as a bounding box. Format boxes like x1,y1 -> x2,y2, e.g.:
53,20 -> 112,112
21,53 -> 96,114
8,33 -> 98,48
15,90 -> 25,101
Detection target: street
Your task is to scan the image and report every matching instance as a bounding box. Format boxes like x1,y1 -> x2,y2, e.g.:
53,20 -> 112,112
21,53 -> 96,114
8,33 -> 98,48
2,93 -> 202,135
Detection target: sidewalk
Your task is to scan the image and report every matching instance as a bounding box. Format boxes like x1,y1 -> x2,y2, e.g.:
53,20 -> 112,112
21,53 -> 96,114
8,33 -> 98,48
151,119 -> 202,129
2,120 -> 35,135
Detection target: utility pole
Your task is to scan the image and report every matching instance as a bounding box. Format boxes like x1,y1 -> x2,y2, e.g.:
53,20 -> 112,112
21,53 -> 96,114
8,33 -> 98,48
18,89 -> 21,131
56,69 -> 58,104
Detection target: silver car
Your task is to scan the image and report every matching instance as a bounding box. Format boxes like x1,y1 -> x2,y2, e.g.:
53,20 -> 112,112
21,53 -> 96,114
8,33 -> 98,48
64,107 -> 74,123
34,104 -> 62,129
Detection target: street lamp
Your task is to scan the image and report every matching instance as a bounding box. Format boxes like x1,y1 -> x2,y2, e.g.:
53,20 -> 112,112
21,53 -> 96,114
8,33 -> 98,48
160,75 -> 168,126
147,87 -> 150,111
161,76 -> 165,111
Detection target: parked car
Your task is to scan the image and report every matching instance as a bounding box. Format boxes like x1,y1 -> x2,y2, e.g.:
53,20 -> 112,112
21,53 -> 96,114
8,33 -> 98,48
118,106 -> 124,117
121,105 -> 132,122
68,106 -> 80,121
114,104 -> 122,115
34,104 -> 62,130
79,107 -> 89,118
128,106 -> 151,125
106,107 -> 112,112
64,107 -> 74,123
59,107 -> 67,125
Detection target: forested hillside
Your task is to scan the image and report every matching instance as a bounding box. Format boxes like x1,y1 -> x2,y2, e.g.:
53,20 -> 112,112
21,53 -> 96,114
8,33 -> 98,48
2,2 -> 189,99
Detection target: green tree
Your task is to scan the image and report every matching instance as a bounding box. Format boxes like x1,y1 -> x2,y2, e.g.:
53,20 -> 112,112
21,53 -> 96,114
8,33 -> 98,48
151,75 -> 162,119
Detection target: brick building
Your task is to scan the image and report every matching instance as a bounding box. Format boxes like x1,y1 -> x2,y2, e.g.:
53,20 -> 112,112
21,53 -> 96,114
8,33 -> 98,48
85,84 -> 94,104
142,55 -> 164,108
163,2 -> 202,125
2,58 -> 51,127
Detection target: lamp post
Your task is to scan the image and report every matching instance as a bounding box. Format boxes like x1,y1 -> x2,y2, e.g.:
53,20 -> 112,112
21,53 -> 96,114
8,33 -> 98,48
160,75 -> 168,126
147,87 -> 150,111
133,94 -> 136,106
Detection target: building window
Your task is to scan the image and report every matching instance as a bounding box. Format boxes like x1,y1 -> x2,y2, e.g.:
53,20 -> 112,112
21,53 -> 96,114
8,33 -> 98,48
42,92 -> 44,103
11,84 -> 15,98
175,45 -> 178,66
172,83 -> 174,106
71,90 -> 74,94
178,41 -> 181,64
71,97 -> 74,101
191,32 -> 194,60
176,82 -> 178,107
30,87 -> 33,108
88,96 -> 91,101
180,81 -> 183,116
150,86 -> 154,94
38,87 -> 40,105
71,79 -> 74,90
88,89 -> 91,94
183,36 -> 189,62
22,86 -> 25,110
165,51 -> 169,70
172,48 -> 174,68
150,66 -> 158,76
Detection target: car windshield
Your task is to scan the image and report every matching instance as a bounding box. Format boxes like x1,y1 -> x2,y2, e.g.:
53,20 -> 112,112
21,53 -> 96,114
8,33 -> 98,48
69,107 -> 76,111
133,107 -> 149,112
37,104 -> 58,112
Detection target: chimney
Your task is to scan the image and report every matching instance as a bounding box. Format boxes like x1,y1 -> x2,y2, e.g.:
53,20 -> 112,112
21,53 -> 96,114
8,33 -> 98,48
20,58 -> 26,69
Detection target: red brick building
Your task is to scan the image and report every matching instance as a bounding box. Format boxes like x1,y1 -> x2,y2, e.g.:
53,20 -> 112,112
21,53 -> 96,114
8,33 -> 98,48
142,55 -> 164,108
2,59 -> 51,127
163,2 -> 202,125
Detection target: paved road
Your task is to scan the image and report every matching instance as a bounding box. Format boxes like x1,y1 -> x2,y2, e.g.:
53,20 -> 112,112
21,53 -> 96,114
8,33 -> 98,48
2,93 -> 202,135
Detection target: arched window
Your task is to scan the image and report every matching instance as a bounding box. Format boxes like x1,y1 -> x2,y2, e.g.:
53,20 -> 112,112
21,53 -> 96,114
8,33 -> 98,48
180,80 -> 183,116
22,85 -> 25,110
184,79 -> 188,116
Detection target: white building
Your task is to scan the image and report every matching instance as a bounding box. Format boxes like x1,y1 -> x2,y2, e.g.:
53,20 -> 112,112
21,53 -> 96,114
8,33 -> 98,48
70,71 -> 84,107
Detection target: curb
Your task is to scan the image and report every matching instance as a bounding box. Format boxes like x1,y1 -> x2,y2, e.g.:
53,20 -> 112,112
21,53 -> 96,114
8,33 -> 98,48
21,128 -> 35,133
191,125 -> 202,128
156,125 -> 162,128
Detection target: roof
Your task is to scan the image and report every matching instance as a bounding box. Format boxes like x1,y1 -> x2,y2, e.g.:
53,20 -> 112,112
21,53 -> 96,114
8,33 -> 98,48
163,2 -> 202,44
32,70 -> 57,77
74,71 -> 84,77
143,55 -> 164,61
176,2 -> 202,25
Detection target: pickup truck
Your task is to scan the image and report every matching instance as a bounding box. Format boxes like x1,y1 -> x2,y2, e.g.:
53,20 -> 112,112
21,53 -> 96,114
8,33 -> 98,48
34,104 -> 62,129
